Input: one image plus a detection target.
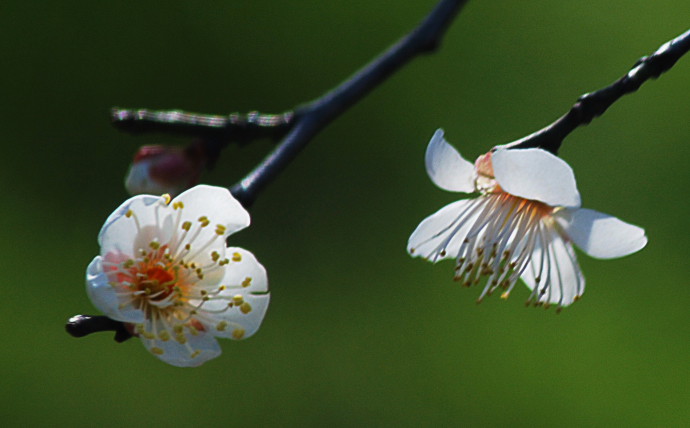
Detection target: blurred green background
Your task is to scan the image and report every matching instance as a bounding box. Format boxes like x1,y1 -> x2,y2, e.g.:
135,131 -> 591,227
1,1 -> 689,426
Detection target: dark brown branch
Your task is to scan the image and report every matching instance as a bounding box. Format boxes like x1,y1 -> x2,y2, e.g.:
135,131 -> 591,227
506,28 -> 690,154
231,0 -> 468,207
111,0 -> 469,207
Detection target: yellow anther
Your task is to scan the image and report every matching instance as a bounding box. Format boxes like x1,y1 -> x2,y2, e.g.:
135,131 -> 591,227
185,244 -> 191,251
108,282 -> 117,288
233,295 -> 244,305
201,220 -> 210,227
409,248 -> 415,254
141,331 -> 155,340
216,321 -> 228,332
190,263 -> 197,269
198,216 -> 208,222
232,328 -> 245,340
134,324 -> 145,334
240,302 -> 252,314
149,241 -> 160,250
124,259 -> 135,268
241,277 -> 252,288
573,295 -> 581,302
144,288 -> 151,295
211,251 -> 220,262
218,285 -> 226,291
158,331 -> 171,341
151,347 -> 164,355
173,325 -> 184,333
439,250 -> 446,257
197,273 -> 204,280
232,252 -> 242,262
501,292 -> 509,300
143,257 -> 150,263
219,258 -> 229,266
189,309 -> 197,315
178,202 -> 185,209
182,221 -> 192,231
200,290 -> 207,296
188,326 -> 199,336
175,333 -> 187,344
161,194 -> 171,205
190,350 -> 201,359
196,268 -> 202,274
227,302 -> 234,308
125,209 -> 133,218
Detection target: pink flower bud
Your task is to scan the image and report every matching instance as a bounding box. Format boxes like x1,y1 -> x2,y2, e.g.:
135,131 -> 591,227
125,142 -> 204,197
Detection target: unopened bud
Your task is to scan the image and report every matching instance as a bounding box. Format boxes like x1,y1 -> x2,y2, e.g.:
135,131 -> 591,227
125,141 -> 204,197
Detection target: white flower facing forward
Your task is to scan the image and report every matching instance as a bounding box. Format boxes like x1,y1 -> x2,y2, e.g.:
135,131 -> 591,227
86,185 -> 269,366
408,129 -> 647,311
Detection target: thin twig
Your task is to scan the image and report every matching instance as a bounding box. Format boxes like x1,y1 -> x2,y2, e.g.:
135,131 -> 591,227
111,0 -> 468,207
506,28 -> 690,154
231,0 -> 468,207
111,109 -> 295,144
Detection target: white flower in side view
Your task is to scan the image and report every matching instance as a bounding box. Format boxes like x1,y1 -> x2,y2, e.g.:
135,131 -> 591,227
86,185 -> 269,366
407,129 -> 647,311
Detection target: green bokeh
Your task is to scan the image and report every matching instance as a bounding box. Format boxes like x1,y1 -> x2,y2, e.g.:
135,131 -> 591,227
1,1 -> 689,426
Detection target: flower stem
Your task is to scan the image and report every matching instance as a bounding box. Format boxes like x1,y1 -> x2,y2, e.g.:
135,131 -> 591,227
65,315 -> 133,343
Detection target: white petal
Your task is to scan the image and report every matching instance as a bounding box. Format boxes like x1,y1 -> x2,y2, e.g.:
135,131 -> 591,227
407,199 -> 481,262
555,208 -> 647,259
173,185 -> 250,238
98,195 -> 167,256
141,320 -> 221,367
196,248 -> 270,339
425,129 -> 476,193
520,230 -> 584,307
492,148 -> 581,208
85,256 -> 144,323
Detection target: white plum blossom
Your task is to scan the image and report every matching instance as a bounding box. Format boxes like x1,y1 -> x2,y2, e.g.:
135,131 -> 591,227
86,185 -> 269,366
408,129 -> 647,311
